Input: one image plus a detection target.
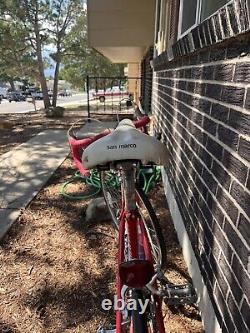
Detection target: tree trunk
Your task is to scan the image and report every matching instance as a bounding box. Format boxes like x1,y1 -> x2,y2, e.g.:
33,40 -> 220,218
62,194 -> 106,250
9,78 -> 15,91
39,69 -> 51,108
34,25 -> 51,109
36,52 -> 51,109
52,60 -> 60,107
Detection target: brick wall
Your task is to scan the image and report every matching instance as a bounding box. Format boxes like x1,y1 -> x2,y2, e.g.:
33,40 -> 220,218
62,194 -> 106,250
140,47 -> 153,114
152,1 -> 250,332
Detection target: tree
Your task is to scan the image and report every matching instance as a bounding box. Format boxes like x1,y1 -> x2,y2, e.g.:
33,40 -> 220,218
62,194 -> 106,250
0,0 -> 52,108
0,9 -> 38,89
0,0 -> 123,109
60,11 -> 124,90
48,0 -> 83,106
1,0 -> 84,109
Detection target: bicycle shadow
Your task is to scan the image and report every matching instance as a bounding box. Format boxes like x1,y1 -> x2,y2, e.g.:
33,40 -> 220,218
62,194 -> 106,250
0,321 -> 17,333
0,157 -> 202,331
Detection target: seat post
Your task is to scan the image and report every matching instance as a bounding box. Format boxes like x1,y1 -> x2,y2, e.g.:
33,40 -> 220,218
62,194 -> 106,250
121,162 -> 136,212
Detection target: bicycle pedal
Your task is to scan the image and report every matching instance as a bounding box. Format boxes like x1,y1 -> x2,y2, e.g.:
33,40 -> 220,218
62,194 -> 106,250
163,283 -> 197,306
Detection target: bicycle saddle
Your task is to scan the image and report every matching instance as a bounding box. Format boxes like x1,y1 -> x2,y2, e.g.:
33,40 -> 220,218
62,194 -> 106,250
82,119 -> 168,168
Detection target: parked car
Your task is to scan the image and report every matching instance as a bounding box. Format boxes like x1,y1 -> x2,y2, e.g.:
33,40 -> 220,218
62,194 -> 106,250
7,92 -> 26,102
22,88 -> 36,97
58,90 -> 72,97
31,91 -> 43,100
92,86 -> 129,102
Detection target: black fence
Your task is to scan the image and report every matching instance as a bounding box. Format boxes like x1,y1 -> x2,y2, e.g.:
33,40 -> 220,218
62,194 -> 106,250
86,76 -> 141,118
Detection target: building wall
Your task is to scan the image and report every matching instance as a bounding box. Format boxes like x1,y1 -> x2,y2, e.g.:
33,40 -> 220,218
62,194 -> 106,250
127,63 -> 140,103
152,0 -> 250,332
140,47 -> 153,113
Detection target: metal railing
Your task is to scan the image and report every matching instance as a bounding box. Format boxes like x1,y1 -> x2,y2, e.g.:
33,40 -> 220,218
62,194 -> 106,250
86,76 -> 141,118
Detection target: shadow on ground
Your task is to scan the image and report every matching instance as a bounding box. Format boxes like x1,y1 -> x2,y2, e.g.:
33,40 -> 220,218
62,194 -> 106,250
0,158 -> 202,332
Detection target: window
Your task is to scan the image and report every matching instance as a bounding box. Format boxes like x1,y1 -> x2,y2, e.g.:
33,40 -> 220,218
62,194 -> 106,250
178,0 -> 231,38
180,0 -> 199,35
155,0 -> 168,55
200,0 -> 231,21
155,0 -> 162,44
155,0 -> 179,55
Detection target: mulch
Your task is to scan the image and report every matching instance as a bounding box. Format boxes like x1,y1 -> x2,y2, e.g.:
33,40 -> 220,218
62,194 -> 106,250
0,110 -> 115,156
0,110 -> 203,332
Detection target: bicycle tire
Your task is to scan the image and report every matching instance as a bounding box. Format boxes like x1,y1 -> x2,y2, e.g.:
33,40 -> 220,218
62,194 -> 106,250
130,290 -> 163,333
136,188 -> 166,268
100,170 -> 121,229
131,289 -> 149,333
101,170 -> 166,268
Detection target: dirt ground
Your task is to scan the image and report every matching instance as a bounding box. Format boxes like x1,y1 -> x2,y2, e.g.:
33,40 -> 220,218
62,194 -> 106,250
0,110 -> 203,333
0,109 -> 124,156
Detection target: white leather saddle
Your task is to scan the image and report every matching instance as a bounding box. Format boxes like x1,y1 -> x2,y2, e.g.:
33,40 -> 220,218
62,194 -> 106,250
82,119 -> 168,169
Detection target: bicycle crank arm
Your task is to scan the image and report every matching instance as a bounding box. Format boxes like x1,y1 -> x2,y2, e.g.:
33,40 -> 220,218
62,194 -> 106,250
97,328 -> 116,333
97,320 -> 130,333
163,283 -> 197,306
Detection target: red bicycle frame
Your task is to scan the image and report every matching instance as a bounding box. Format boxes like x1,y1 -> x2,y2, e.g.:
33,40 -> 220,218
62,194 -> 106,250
116,205 -> 165,333
68,115 -> 165,332
68,116 -> 150,176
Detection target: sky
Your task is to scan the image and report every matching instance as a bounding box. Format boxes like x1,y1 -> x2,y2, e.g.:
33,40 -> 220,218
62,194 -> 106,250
43,46 -> 56,78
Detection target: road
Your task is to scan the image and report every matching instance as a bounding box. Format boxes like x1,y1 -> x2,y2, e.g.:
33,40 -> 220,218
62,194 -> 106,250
0,93 -> 87,114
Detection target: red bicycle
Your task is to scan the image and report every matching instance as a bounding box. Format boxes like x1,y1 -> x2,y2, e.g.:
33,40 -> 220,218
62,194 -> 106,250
68,115 -> 196,333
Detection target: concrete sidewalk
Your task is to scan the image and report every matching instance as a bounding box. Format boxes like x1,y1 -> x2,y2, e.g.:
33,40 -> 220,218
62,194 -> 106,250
0,130 -> 69,240
0,119 -> 121,240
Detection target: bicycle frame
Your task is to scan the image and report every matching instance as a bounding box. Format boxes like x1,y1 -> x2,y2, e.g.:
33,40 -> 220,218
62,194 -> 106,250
68,115 -> 166,332
115,161 -> 165,333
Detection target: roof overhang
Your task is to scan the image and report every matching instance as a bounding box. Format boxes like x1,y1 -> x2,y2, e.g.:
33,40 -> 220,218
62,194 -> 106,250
87,0 -> 156,63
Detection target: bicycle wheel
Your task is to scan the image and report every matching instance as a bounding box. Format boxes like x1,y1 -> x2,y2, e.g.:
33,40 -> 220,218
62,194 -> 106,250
129,289 -> 162,333
100,169 -> 121,229
131,289 -> 149,333
101,170 -> 165,268
136,188 -> 166,268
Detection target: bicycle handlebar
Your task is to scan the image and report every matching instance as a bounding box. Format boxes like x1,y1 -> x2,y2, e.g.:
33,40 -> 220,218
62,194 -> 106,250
133,115 -> 150,128
68,129 -> 111,175
68,115 -> 150,175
